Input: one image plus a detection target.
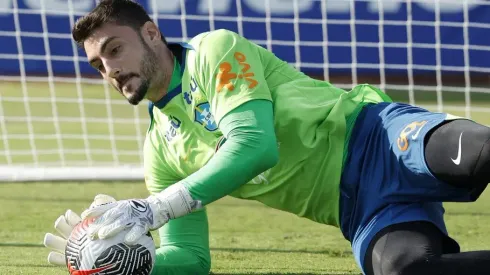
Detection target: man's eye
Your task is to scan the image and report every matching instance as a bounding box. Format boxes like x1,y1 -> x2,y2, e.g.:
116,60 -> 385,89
97,64 -> 104,72
111,46 -> 121,55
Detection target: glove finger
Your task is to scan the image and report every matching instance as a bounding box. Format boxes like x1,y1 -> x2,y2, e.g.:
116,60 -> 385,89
54,215 -> 74,239
47,251 -> 66,266
44,233 -> 67,253
80,194 -> 117,219
98,219 -> 134,240
64,209 -> 81,227
92,194 -> 117,207
124,223 -> 149,246
81,202 -> 117,220
87,210 -> 123,240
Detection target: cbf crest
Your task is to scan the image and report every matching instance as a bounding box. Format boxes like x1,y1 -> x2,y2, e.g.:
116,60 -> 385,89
194,102 -> 218,131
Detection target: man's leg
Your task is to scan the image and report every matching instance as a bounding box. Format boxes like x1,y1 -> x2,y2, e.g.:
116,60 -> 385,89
425,119 -> 490,200
340,103 -> 490,274
364,221 -> 490,275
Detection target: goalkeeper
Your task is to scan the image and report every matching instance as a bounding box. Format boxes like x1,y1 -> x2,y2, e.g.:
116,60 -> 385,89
45,1 -> 490,274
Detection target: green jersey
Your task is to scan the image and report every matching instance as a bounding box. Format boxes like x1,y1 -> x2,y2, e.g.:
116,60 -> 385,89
144,29 -> 390,227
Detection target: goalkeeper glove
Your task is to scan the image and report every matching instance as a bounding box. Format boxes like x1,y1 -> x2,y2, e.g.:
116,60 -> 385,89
82,182 -> 201,245
43,195 -> 116,266
43,210 -> 82,266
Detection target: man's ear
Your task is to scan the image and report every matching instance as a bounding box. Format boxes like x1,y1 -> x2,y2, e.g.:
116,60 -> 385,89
141,21 -> 161,45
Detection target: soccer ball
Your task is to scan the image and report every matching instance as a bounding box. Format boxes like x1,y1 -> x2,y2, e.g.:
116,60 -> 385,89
65,217 -> 155,275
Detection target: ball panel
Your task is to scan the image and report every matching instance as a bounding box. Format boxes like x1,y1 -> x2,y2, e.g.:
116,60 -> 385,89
94,243 -> 153,275
65,218 -> 94,271
65,219 -> 155,275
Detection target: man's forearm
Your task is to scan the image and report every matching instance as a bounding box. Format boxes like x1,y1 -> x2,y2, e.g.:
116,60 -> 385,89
152,210 -> 211,275
179,99 -> 278,206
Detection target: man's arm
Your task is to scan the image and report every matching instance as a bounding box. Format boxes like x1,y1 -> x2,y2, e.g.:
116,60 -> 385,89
145,134 -> 211,275
182,99 -> 277,205
152,31 -> 279,270
152,98 -> 276,274
178,30 -> 278,206
152,210 -> 210,275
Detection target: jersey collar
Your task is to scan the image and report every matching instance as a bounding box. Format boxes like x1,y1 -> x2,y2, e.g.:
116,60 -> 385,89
151,43 -> 194,110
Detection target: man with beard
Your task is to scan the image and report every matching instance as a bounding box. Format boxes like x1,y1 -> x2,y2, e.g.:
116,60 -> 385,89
44,0 -> 490,274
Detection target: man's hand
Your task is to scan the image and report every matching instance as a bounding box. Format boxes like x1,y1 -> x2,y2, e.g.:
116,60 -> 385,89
81,196 -> 161,245
43,210 -> 82,266
43,195 -> 116,266
82,182 -> 202,245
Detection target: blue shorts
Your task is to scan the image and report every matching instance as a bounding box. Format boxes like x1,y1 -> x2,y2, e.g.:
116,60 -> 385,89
339,102 -> 472,274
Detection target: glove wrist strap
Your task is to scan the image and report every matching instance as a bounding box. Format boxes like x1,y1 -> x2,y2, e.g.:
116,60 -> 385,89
147,182 -> 201,226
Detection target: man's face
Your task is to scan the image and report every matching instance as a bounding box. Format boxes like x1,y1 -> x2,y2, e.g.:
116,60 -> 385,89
84,23 -> 159,105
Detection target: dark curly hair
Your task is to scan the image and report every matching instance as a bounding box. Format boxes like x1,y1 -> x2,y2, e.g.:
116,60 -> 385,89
72,0 -> 167,48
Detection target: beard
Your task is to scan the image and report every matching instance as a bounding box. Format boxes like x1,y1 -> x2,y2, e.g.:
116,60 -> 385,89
124,43 -> 159,106
126,78 -> 149,105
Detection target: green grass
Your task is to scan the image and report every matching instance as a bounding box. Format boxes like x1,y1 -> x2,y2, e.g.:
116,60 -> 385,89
1,183 -> 490,274
1,81 -> 490,274
0,182 -> 358,275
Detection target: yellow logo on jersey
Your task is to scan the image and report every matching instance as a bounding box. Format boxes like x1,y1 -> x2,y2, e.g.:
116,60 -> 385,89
216,52 -> 258,92
397,120 -> 428,152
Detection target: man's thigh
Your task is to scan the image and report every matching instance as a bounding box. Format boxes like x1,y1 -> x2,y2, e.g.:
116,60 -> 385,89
363,221 -> 459,275
425,119 -> 490,200
364,102 -> 473,203
349,202 -> 453,274
340,102 -> 468,271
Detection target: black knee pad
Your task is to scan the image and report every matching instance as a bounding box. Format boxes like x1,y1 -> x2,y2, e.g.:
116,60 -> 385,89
425,119 -> 490,198
364,221 -> 456,275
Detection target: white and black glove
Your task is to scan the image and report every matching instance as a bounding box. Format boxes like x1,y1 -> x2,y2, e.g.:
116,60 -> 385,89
43,210 -> 82,266
82,182 -> 201,245
43,195 -> 116,266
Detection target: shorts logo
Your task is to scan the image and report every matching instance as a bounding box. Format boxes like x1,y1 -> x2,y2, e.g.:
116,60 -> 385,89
397,120 -> 428,151
216,52 -> 258,93
194,102 -> 218,131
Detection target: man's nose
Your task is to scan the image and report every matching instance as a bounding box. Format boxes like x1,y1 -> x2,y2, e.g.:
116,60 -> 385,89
104,61 -> 121,78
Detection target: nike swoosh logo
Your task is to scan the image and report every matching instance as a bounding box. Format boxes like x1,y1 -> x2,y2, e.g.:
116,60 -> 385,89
411,121 -> 427,140
451,132 -> 464,165
68,261 -> 115,275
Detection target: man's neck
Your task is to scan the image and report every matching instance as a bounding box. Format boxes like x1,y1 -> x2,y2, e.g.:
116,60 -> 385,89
148,48 -> 177,103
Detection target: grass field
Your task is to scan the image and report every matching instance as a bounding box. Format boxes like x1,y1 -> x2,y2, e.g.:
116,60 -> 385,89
2,183 -> 490,275
1,81 -> 490,274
